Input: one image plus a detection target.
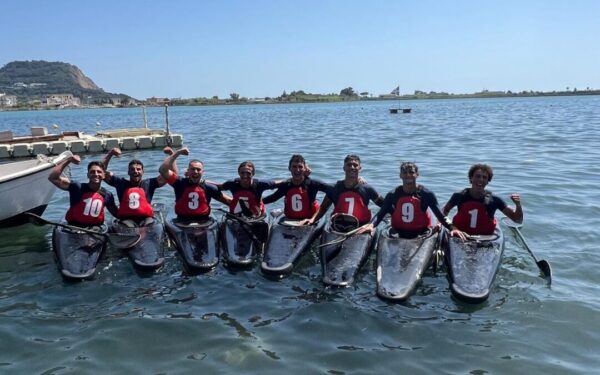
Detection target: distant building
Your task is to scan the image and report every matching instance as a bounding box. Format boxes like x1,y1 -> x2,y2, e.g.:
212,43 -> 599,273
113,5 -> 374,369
0,93 -> 18,107
45,94 -> 81,107
145,97 -> 169,106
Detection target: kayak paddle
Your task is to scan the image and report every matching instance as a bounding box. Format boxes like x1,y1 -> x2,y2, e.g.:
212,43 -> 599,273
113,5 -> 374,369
501,217 -> 552,283
216,208 -> 265,244
26,212 -> 141,249
317,224 -> 368,248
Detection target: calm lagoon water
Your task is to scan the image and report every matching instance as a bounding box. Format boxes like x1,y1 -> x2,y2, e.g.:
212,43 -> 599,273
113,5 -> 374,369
1,96 -> 599,374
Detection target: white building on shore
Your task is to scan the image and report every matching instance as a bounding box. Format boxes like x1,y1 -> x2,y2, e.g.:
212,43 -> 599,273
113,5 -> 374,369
45,94 -> 81,107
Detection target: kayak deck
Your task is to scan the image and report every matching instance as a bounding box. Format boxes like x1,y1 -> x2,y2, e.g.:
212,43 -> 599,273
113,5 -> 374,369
445,227 -> 505,303
112,218 -> 165,270
376,228 -> 437,301
165,217 -> 220,272
52,225 -> 108,280
261,215 -> 323,276
320,222 -> 374,287
220,215 -> 268,268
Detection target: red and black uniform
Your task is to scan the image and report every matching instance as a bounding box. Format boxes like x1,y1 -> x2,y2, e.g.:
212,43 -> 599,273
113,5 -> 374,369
65,182 -> 116,227
372,185 -> 452,237
106,176 -> 160,220
168,175 -> 223,220
220,178 -> 280,217
324,181 -> 381,225
262,177 -> 329,219
446,188 -> 507,235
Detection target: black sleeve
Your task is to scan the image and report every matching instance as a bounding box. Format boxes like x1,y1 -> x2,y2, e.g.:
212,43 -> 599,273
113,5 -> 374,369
263,185 -> 287,204
370,191 -> 395,226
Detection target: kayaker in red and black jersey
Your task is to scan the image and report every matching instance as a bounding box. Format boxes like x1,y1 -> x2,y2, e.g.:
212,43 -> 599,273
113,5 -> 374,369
102,147 -> 176,226
262,154 -> 330,220
360,162 -> 467,239
304,154 -> 384,226
48,154 -> 118,228
442,163 -> 523,235
159,147 -> 231,222
217,161 -> 283,218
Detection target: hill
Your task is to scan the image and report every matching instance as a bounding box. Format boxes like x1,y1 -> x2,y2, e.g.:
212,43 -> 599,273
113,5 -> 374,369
0,60 -> 133,105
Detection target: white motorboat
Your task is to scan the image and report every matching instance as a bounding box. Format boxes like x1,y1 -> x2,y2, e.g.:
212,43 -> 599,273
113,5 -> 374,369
0,151 -> 72,227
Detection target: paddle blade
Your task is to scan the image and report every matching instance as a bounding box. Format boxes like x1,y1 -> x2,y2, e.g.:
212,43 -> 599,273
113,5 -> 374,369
538,260 -> 553,282
107,233 -> 142,249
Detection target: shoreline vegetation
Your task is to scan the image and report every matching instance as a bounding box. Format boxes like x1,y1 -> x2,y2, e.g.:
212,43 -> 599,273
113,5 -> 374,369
170,87 -> 600,106
2,87 -> 600,111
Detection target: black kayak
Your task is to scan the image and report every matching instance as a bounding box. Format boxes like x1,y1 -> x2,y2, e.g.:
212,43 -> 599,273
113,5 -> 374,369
220,214 -> 269,268
261,212 -> 324,276
52,225 -> 108,280
445,227 -> 505,303
165,216 -> 220,272
320,215 -> 375,287
111,218 -> 165,270
376,227 -> 438,301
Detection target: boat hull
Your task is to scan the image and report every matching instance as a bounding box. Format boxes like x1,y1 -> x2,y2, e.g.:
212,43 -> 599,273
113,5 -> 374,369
0,152 -> 71,228
445,227 -> 505,303
320,222 -> 375,287
112,219 -> 165,270
52,225 -> 108,280
376,228 -> 437,301
165,217 -> 220,272
261,214 -> 324,276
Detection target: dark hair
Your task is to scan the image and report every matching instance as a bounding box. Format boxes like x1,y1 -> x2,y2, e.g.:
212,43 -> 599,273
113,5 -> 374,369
188,159 -> 204,167
344,154 -> 361,165
128,159 -> 144,170
400,161 -> 418,173
288,154 -> 306,169
87,161 -> 106,172
238,161 -> 255,175
468,163 -> 494,182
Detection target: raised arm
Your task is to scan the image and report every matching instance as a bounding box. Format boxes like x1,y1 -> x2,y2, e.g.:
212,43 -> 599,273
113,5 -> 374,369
502,193 -> 523,224
102,147 -> 121,171
159,147 -> 188,181
48,154 -> 81,190
156,147 -> 177,186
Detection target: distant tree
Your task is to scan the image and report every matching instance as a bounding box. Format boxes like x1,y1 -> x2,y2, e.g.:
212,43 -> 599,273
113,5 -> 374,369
282,90 -> 288,98
212,95 -> 219,100
359,91 -> 369,97
340,87 -> 356,96
230,93 -> 240,100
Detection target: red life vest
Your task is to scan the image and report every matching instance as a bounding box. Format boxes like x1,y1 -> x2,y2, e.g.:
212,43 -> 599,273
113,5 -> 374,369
230,189 -> 264,216
175,184 -> 211,217
452,200 -> 497,235
66,190 -> 107,225
391,195 -> 432,232
284,185 -> 318,219
333,190 -> 371,224
117,186 -> 154,218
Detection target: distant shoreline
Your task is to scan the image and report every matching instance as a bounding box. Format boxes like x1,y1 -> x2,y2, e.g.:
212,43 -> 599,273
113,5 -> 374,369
2,90 -> 599,112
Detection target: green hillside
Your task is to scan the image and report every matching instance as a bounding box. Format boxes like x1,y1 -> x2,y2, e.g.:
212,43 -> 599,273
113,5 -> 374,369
0,60 -> 133,104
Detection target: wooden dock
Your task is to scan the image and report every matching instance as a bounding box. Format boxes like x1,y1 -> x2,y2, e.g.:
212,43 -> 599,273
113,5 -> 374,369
0,127 -> 183,159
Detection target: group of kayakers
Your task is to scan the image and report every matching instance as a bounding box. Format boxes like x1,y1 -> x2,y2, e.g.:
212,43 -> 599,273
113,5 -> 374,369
48,147 -> 523,239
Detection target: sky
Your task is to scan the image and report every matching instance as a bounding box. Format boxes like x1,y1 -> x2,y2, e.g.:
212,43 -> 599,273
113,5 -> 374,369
1,0 -> 599,100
